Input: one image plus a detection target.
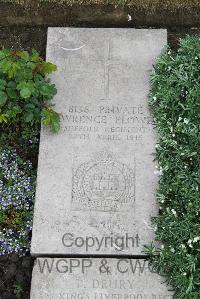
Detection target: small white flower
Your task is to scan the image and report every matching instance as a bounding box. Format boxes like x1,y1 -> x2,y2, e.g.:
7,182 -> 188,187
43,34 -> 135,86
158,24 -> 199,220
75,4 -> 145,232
154,169 -> 163,176
184,118 -> 189,124
171,209 -> 177,216
161,245 -> 165,249
187,239 -> 193,248
193,237 -> 200,243
127,14 -> 132,21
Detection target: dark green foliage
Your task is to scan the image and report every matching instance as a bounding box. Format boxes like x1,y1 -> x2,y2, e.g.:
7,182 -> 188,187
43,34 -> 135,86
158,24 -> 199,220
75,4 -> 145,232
0,49 -> 60,141
145,36 -> 200,298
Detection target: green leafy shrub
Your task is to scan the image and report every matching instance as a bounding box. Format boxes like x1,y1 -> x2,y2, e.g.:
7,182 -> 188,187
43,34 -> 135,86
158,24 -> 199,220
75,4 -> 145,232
0,48 -> 60,138
0,148 -> 35,255
146,36 -> 200,298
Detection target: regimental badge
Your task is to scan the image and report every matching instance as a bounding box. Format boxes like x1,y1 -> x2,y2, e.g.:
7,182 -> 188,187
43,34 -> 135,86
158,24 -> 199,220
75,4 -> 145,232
71,151 -> 135,212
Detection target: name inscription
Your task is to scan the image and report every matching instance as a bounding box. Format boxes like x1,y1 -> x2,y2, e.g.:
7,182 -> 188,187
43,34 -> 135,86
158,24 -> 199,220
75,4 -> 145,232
62,105 -> 153,144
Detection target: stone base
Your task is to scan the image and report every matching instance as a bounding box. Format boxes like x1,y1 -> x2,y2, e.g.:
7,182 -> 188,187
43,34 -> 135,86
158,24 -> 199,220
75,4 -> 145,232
30,258 -> 174,299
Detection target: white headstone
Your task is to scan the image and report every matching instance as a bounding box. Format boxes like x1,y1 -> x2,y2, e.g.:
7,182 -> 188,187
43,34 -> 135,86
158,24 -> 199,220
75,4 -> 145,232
31,28 -> 167,255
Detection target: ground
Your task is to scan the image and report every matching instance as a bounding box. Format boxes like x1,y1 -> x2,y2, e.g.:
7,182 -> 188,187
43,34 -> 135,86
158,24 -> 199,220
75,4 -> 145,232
1,0 -> 200,11
0,254 -> 34,299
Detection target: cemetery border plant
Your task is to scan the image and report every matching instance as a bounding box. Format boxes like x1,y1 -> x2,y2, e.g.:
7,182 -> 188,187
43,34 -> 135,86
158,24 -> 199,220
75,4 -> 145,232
0,48 -> 60,156
145,36 -> 200,298
0,148 -> 35,255
0,48 -> 60,256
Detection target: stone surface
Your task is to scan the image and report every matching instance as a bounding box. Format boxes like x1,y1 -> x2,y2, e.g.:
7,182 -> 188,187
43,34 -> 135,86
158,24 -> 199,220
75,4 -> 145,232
30,258 -> 174,299
31,28 -> 167,255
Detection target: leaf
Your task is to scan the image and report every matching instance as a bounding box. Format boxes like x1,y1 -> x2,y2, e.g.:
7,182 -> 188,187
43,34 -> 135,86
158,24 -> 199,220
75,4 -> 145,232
34,74 -> 44,83
0,49 -> 10,60
7,88 -> 17,99
42,108 -> 60,133
18,51 -> 29,61
16,67 -> 33,81
24,111 -> 34,123
39,83 -> 57,99
41,108 -> 51,126
51,112 -> 60,133
20,87 -> 32,99
0,91 -> 8,106
8,62 -> 20,79
42,62 -> 57,75
0,113 -> 8,123
1,60 -> 10,73
0,79 -> 6,90
17,81 -> 35,99
25,103 -> 35,109
31,49 -> 41,63
7,106 -> 22,118
7,81 -> 16,89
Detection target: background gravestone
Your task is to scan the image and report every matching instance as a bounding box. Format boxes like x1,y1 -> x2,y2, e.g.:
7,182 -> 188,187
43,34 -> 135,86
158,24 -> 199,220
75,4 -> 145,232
30,258 -> 174,299
31,28 -> 167,255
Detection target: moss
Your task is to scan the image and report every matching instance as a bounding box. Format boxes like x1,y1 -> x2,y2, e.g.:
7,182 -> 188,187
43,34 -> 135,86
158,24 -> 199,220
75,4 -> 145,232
1,0 -> 200,12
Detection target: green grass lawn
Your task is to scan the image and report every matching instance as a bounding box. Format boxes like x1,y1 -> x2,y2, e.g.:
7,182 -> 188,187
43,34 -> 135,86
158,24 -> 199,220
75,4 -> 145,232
1,0 -> 200,11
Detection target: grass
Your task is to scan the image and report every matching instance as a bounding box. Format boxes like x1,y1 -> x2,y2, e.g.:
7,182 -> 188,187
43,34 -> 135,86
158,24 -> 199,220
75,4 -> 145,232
1,0 -> 200,11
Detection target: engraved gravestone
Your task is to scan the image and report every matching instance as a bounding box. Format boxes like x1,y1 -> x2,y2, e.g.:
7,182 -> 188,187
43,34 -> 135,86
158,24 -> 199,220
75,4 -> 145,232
31,28 -> 167,255
30,258 -> 174,298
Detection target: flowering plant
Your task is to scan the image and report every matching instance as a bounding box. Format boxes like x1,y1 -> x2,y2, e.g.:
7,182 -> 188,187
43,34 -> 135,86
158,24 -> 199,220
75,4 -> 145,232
0,148 -> 35,255
145,36 -> 200,298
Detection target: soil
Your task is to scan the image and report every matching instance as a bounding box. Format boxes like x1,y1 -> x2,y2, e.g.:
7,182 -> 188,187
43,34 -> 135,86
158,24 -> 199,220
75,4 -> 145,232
0,26 -> 200,57
0,2 -> 200,28
0,254 -> 34,299
0,26 -> 47,58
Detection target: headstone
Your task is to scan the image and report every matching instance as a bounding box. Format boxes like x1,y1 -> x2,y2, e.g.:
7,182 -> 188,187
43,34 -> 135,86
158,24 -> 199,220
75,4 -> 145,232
31,28 -> 167,255
30,258 -> 173,299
